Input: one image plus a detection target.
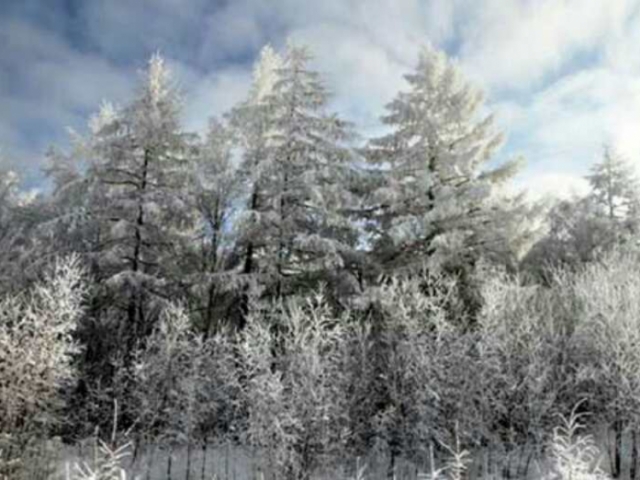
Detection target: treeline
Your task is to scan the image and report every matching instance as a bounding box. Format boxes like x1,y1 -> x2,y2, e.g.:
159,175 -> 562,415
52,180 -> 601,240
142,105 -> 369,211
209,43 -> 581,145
2,41 -> 640,479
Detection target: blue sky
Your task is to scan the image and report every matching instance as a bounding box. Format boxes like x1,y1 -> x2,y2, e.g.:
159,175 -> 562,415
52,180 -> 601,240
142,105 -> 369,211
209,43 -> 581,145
2,0 -> 640,197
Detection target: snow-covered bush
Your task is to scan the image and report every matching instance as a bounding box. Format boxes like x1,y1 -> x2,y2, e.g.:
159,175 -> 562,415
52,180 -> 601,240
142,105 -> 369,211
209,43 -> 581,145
475,268 -> 563,468
347,272 -> 475,478
546,405 -> 609,480
132,303 -> 205,446
239,290 -> 350,480
566,250 -> 640,478
0,255 -> 86,477
130,298 -> 242,473
65,440 -> 135,480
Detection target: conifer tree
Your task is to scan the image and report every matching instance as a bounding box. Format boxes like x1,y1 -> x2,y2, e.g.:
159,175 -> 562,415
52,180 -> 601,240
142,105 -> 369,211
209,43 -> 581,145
0,169 -> 24,294
0,168 -> 45,296
367,45 -> 524,275
233,43 -> 359,300
586,144 -> 640,237
230,45 -> 283,292
84,54 -> 197,349
227,45 -> 284,328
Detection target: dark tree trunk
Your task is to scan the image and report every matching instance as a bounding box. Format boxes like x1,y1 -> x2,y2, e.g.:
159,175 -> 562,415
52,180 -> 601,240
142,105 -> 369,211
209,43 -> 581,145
632,430 -> 638,480
203,282 -> 217,339
201,440 -> 208,480
615,420 -> 623,478
387,451 -> 396,480
126,147 -> 150,353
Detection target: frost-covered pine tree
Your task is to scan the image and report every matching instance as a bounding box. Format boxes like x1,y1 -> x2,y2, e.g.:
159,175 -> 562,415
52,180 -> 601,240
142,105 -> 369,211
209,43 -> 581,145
234,42 -> 359,299
85,54 -> 197,349
0,169 -> 25,294
586,144 -> 640,237
0,169 -> 19,237
0,168 -> 47,297
367,45 -> 524,274
40,141 -> 109,276
228,45 -> 283,324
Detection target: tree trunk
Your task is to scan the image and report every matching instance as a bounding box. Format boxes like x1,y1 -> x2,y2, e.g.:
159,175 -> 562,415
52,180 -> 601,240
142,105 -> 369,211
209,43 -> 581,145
201,439 -> 208,480
524,448 -> 534,480
225,441 -> 230,480
204,282 -> 217,339
387,451 -> 396,480
631,430 -> 638,480
615,420 -> 623,478
145,443 -> 154,480
502,451 -> 513,480
126,147 -> 150,353
186,439 -> 192,480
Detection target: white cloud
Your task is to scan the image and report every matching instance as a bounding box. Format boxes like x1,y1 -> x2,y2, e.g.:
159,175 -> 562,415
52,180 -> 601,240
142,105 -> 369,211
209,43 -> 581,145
495,66 -> 640,182
179,66 -> 253,134
512,172 -> 590,201
458,0 -> 634,92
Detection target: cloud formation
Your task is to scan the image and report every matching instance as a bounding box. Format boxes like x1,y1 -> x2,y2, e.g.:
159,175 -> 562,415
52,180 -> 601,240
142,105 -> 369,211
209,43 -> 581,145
1,0 -> 639,197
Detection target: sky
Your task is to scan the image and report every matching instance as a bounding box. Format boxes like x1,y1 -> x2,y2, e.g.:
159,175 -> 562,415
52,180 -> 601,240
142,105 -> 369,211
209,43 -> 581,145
1,0 -> 640,198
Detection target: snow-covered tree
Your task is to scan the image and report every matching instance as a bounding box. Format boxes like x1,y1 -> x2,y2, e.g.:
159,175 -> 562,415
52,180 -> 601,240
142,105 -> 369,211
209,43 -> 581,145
586,144 -> 640,237
38,144 -> 109,277
230,44 -> 282,278
84,54 -> 197,349
0,169 -> 26,295
0,168 -> 47,298
367,44 -> 525,275
0,169 -> 20,249
232,43 -> 359,300
227,45 -> 284,327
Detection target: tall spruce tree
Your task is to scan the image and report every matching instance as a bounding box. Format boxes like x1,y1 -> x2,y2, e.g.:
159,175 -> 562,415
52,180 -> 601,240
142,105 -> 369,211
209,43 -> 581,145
233,43 -> 359,300
230,45 -> 283,291
367,45 -> 525,275
0,169 -> 29,295
586,144 -> 640,236
84,54 -> 197,349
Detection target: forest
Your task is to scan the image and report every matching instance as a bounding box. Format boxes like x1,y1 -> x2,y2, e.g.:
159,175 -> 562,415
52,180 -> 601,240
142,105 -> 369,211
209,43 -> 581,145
2,42 -> 640,480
